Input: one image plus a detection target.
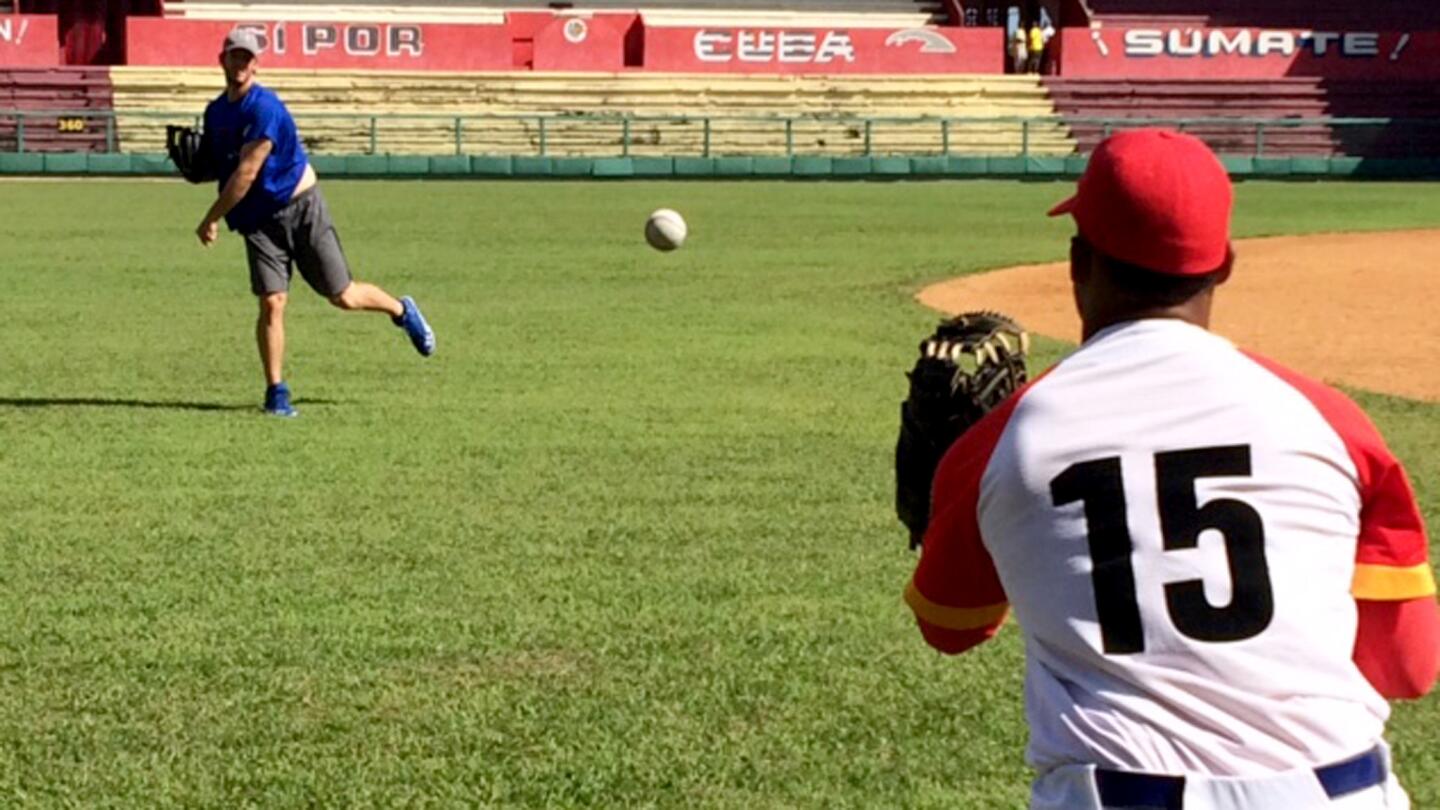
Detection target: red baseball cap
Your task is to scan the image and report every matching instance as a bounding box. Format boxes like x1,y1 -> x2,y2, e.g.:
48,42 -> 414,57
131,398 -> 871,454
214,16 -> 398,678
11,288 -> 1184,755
1049,128 -> 1233,276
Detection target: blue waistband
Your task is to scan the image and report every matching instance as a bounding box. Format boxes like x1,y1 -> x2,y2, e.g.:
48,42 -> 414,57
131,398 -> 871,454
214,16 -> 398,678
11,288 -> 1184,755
1094,746 -> 1386,809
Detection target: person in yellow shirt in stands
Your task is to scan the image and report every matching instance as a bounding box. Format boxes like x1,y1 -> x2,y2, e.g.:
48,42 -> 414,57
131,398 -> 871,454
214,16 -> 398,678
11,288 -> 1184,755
1027,22 -> 1046,73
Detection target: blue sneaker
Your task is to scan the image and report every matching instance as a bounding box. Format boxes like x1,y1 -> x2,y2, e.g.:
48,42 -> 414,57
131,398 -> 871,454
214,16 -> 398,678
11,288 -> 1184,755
394,296 -> 436,357
264,382 -> 298,418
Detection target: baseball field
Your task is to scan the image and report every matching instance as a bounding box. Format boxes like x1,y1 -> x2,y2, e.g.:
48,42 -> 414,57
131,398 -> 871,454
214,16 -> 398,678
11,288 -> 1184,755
1,178 -> 1436,807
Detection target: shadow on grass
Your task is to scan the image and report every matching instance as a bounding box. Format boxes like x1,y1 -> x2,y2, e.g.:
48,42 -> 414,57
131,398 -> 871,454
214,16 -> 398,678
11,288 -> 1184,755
0,397 -> 343,412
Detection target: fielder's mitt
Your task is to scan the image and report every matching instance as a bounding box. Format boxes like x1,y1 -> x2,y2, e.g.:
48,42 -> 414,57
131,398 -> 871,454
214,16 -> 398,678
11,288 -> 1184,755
896,311 -> 1028,549
166,124 -> 216,184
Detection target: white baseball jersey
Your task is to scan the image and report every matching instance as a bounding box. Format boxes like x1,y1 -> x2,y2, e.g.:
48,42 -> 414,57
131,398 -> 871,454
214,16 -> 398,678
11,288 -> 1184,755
906,318 -> 1435,777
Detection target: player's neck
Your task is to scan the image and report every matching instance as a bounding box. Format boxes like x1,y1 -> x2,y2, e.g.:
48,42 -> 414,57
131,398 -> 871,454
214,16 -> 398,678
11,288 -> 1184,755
1078,274 -> 1216,342
1081,310 -> 1207,341
226,79 -> 254,103
1081,297 -> 1212,341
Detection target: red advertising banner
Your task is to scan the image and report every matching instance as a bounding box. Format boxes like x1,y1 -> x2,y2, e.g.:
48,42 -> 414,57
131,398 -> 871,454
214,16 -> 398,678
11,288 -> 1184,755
1061,26 -> 1440,80
123,17 -> 1007,74
0,15 -> 60,67
126,18 -> 511,70
642,26 -> 1002,73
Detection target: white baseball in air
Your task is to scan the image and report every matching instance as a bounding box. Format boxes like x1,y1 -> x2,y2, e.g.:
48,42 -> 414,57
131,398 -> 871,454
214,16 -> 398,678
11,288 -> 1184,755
645,208 -> 687,252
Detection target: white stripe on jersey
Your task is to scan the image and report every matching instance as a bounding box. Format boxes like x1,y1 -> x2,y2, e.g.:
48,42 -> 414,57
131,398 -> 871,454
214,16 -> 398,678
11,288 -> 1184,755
980,319 -> 1386,776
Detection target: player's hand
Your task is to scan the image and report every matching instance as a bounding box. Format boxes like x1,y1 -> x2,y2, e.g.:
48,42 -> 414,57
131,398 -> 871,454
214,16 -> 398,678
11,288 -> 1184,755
196,218 -> 219,247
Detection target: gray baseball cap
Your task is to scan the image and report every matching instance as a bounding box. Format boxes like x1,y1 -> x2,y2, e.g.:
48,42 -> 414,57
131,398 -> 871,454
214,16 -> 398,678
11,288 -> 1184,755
222,27 -> 262,56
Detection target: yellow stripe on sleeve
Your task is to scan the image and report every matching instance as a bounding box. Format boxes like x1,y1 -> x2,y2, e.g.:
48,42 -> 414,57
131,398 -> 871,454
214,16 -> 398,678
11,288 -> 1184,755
1352,562 -> 1438,600
904,581 -> 1009,630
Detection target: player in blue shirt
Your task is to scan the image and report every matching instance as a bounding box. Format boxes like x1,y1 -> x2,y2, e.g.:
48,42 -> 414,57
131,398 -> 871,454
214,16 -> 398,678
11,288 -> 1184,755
197,27 -> 436,417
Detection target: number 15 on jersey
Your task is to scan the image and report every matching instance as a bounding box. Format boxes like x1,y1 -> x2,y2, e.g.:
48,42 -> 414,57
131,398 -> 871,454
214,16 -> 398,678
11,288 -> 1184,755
1051,444 -> 1275,655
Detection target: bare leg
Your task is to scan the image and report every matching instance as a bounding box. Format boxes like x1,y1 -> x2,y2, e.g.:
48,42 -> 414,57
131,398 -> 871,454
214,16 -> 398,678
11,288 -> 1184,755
328,281 -> 403,317
257,292 -> 287,386
325,280 -> 434,357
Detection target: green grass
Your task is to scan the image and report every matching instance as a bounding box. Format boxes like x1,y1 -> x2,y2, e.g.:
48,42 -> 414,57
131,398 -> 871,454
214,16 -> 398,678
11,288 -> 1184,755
0,179 -> 1437,808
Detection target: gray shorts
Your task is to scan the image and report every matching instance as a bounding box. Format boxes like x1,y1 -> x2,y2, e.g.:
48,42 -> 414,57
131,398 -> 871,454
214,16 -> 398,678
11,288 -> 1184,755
244,186 -> 353,298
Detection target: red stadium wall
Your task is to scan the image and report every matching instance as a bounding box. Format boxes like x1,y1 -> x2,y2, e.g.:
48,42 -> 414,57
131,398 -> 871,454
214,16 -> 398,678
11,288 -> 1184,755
14,0 -> 162,65
29,12 -> 1440,81
1061,26 -> 1440,80
643,27 -> 999,73
126,18 -> 512,70
0,15 -> 61,66
122,16 -> 1006,74
532,14 -> 638,71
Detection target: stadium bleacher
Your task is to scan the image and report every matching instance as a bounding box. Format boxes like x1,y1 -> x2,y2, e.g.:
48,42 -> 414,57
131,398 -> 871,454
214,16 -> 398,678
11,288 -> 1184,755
111,68 -> 1073,156
0,68 -> 114,152
9,1 -> 1438,163
1045,77 -> 1440,157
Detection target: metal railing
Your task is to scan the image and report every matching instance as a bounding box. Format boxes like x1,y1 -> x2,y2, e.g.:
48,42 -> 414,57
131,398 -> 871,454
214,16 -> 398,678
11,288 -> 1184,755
2,109 -> 1439,159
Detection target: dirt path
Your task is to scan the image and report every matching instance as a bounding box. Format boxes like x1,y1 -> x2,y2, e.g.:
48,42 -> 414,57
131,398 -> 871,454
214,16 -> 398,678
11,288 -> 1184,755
918,230 -> 1440,403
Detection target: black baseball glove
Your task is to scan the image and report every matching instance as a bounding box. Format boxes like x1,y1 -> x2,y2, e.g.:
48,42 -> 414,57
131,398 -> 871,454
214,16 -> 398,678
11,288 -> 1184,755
896,311 -> 1028,549
166,124 -> 216,184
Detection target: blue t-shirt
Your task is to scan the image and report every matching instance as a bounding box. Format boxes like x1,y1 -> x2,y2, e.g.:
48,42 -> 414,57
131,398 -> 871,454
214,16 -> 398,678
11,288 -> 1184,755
203,83 -> 308,233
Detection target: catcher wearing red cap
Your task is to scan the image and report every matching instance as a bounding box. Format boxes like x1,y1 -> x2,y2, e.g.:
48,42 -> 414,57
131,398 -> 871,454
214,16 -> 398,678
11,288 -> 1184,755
904,129 -> 1439,809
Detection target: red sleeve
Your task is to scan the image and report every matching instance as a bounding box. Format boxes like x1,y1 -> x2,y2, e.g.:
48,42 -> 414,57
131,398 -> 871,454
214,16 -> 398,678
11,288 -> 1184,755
1354,598 -> 1440,700
905,386 -> 1029,655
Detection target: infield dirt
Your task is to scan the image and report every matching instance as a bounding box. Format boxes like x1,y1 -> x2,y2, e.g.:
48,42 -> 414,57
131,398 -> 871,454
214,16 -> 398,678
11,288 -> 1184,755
919,229 -> 1440,402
